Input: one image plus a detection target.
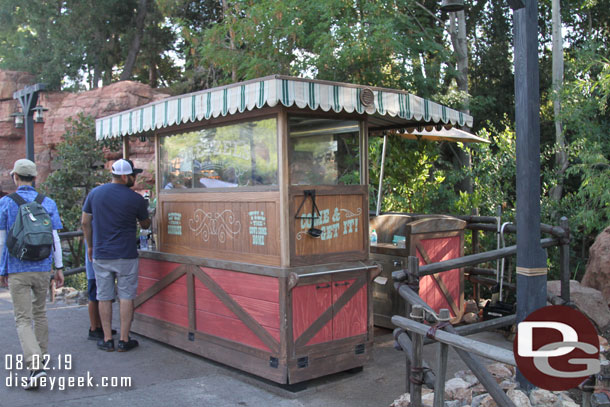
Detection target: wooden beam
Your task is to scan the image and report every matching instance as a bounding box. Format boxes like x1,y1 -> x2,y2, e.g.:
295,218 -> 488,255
295,274 -> 366,348
191,265 -> 280,353
134,265 -> 187,308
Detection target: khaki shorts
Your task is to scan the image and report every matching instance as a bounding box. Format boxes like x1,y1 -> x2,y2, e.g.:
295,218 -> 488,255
92,258 -> 139,301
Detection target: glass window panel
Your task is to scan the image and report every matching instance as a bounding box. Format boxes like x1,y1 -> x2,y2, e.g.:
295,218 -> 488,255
288,117 -> 361,185
160,118 -> 277,189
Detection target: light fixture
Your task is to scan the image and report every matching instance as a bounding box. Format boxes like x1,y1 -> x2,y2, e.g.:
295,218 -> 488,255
10,111 -> 24,128
32,105 -> 48,123
440,0 -> 465,12
139,135 -> 147,142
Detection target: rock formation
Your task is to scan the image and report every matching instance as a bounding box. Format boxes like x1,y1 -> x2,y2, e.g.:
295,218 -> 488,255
582,226 -> 610,305
0,69 -> 169,193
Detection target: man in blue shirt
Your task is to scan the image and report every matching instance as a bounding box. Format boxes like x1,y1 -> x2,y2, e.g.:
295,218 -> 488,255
82,159 -> 150,352
0,159 -> 64,389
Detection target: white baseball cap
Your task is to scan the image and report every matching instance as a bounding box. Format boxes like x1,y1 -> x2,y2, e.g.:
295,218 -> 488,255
111,159 -> 143,175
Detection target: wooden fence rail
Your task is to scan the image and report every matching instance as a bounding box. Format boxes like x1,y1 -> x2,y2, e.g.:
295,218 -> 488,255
392,282 -> 517,407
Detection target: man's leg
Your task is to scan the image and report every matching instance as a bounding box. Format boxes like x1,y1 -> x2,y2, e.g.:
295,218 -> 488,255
8,273 -> 43,368
88,300 -> 101,330
119,299 -> 134,342
30,272 -> 49,356
116,258 -> 139,350
87,279 -> 101,331
98,300 -> 113,342
93,260 -> 117,345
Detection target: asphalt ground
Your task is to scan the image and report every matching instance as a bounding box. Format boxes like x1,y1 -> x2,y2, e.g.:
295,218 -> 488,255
0,288 -> 513,407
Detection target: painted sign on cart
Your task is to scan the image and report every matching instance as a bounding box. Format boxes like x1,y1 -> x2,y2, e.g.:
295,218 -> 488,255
167,212 -> 182,235
248,211 -> 267,246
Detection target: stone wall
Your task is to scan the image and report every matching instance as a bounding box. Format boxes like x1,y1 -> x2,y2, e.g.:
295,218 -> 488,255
0,69 -> 169,194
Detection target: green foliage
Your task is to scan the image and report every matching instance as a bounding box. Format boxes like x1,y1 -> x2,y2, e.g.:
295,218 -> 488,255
41,114 -> 111,232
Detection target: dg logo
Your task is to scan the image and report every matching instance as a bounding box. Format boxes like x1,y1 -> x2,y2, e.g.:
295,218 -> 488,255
514,305 -> 600,391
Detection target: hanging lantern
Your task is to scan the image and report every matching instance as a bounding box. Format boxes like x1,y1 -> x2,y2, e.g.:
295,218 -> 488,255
440,0 -> 465,12
32,105 -> 48,123
10,111 -> 24,128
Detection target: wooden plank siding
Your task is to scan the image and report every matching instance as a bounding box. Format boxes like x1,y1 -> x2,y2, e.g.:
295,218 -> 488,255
133,257 -> 373,384
289,185 -> 368,266
135,259 -> 280,352
414,233 -> 465,322
158,191 -> 281,266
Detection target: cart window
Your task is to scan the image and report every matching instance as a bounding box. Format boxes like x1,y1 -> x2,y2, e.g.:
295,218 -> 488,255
288,117 -> 360,185
160,118 -> 277,189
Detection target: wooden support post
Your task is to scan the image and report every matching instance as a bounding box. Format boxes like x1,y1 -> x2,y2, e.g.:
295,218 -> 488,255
123,136 -> 130,159
411,305 -> 424,407
559,217 -> 570,304
433,309 -> 450,407
513,0 -> 547,390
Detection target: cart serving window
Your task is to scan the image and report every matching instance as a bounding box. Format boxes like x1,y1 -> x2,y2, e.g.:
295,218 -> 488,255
160,118 -> 278,190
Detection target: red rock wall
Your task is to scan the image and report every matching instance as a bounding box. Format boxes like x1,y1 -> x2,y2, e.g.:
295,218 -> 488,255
0,69 -> 169,195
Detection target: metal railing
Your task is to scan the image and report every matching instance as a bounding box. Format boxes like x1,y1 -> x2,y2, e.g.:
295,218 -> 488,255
57,230 -> 85,277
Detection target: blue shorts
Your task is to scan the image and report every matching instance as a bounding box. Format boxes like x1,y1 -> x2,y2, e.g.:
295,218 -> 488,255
87,279 -> 97,301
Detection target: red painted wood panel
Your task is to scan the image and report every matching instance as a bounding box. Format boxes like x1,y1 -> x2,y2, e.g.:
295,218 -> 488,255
193,279 -> 279,330
195,309 -> 280,351
137,298 -> 189,328
137,275 -> 188,306
201,267 -> 278,303
332,279 -> 367,340
417,236 -> 461,317
292,283 -> 333,346
139,258 -> 184,281
136,260 -> 281,350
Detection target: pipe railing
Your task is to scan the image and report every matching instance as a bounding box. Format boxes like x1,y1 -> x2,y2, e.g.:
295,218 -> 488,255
57,230 -> 85,277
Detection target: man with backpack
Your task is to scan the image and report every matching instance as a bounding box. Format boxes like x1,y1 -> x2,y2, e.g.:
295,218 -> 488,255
0,158 -> 64,390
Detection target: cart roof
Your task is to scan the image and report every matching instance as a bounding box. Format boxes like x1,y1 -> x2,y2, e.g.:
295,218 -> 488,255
95,75 -> 474,140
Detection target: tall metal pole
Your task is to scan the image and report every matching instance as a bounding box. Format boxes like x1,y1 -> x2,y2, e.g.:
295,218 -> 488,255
513,0 -> 547,391
13,83 -> 46,162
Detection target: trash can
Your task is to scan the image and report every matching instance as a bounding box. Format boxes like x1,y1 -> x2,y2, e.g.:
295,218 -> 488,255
370,214 -> 466,327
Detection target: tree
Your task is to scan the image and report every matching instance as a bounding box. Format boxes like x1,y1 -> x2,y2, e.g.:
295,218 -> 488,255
41,114 -> 115,269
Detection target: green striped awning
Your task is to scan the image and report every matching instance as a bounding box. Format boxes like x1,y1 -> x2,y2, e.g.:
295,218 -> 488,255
96,75 -> 473,140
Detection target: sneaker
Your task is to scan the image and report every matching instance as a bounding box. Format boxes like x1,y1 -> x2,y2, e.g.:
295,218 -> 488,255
24,369 -> 47,390
97,338 -> 115,352
117,338 -> 139,352
88,328 -> 117,341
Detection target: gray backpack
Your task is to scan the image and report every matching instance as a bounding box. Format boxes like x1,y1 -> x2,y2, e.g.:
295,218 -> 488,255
6,193 -> 54,261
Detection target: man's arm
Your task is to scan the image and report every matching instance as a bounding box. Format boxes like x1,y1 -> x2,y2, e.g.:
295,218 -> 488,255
0,229 -> 6,288
51,230 -> 64,288
139,218 -> 151,230
81,212 -> 93,262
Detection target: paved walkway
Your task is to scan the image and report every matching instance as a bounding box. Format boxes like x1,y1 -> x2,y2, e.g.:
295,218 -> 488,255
0,288 -> 513,407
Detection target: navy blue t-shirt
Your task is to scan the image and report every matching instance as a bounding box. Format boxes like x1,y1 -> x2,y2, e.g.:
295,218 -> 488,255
83,183 -> 149,260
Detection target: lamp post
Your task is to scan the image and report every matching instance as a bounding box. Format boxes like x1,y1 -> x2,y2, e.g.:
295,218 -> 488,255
511,0 -> 546,392
13,83 -> 47,162
440,0 -> 543,391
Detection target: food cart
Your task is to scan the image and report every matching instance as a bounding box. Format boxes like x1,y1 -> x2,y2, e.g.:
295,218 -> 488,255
95,75 -> 473,385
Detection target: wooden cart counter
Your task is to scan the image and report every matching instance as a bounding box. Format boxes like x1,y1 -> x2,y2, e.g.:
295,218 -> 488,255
133,251 -> 379,384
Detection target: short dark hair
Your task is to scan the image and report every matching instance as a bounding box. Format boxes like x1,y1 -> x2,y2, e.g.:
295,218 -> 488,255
15,174 -> 35,182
